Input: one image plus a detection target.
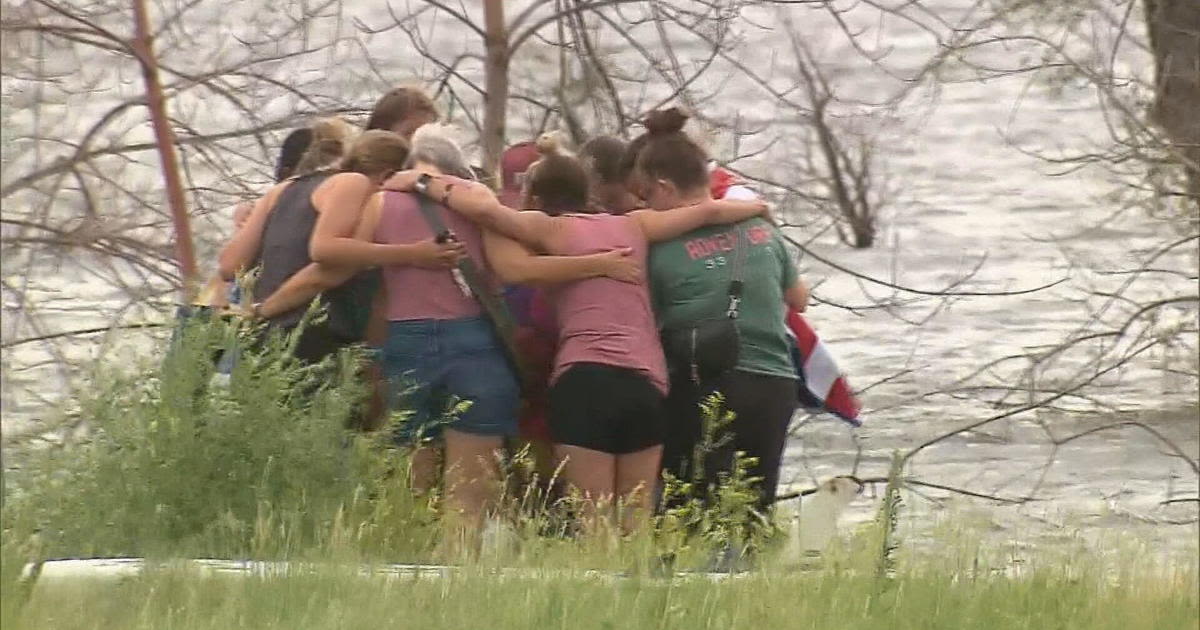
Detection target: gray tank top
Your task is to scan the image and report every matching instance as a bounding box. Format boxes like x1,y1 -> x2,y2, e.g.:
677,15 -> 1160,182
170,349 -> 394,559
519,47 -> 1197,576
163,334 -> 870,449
254,172 -> 379,338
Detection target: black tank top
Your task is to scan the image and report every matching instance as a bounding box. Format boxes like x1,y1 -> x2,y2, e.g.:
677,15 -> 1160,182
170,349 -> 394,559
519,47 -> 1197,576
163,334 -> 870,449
255,171 -> 379,339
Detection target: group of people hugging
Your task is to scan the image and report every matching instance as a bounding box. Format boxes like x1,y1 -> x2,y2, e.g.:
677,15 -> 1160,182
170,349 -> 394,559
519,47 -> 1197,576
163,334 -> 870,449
208,86 -> 812,546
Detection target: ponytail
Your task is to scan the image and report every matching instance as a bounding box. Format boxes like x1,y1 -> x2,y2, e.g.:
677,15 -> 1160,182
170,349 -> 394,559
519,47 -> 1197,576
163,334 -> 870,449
293,118 -> 355,177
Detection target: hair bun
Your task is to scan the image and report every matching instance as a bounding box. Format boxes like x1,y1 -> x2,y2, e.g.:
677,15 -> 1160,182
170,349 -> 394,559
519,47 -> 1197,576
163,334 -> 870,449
643,107 -> 689,135
294,117 -> 355,176
535,132 -> 563,156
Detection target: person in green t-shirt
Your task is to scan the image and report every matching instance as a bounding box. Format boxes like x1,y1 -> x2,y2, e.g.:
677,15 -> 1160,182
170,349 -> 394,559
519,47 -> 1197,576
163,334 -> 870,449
628,108 -> 811,519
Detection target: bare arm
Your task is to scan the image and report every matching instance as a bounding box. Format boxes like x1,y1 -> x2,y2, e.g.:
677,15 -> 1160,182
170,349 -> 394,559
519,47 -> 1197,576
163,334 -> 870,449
483,231 -> 642,286
259,188 -> 377,317
384,171 -> 556,251
309,175 -> 385,266
261,192 -> 463,317
784,279 -> 810,313
232,200 -> 254,229
628,198 -> 767,243
309,181 -> 467,268
258,264 -> 357,318
776,228 -> 807,312
218,184 -> 289,280
195,274 -> 231,308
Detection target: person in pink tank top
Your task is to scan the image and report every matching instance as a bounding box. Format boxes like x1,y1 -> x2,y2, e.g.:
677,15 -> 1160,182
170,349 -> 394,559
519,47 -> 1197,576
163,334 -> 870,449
385,135 -> 769,534
311,126 -> 643,545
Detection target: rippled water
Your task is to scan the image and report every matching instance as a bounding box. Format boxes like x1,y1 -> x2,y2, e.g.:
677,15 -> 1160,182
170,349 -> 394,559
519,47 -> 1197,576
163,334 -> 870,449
2,1 -> 1196,555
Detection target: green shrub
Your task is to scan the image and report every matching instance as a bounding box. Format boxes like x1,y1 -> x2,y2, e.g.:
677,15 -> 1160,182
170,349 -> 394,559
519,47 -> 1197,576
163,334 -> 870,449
2,315 -> 438,562
3,317 -> 1195,630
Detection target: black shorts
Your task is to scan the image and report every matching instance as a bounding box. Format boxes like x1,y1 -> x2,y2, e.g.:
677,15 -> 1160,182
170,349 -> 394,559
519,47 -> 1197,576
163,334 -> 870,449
548,363 -> 666,455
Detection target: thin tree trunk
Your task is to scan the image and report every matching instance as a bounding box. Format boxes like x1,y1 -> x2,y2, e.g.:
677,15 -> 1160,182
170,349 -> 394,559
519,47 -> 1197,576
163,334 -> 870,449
482,0 -> 510,189
132,0 -> 198,298
1145,0 -> 1200,208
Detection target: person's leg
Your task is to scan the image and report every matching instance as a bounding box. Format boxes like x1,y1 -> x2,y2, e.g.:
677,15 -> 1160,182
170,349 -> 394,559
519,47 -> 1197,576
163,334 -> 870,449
442,428 -> 506,529
509,435 -> 558,505
696,372 -> 740,506
380,320 -> 442,487
660,373 -> 701,487
615,445 -> 663,534
609,368 -> 667,533
547,364 -> 625,534
554,444 -> 617,533
439,319 -> 521,538
353,359 -> 387,432
409,443 -> 441,495
724,373 -> 797,514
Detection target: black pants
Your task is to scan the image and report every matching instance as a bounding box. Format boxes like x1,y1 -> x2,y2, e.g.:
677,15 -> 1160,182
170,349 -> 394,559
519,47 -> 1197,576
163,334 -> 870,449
661,370 -> 797,515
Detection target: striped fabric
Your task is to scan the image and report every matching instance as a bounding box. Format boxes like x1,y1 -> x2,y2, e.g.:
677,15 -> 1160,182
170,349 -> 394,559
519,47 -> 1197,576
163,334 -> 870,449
709,164 -> 862,427
786,309 -> 862,426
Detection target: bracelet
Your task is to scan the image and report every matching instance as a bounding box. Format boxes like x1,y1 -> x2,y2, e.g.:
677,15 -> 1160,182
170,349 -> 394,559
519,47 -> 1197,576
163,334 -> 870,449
414,172 -> 433,196
251,302 -> 263,319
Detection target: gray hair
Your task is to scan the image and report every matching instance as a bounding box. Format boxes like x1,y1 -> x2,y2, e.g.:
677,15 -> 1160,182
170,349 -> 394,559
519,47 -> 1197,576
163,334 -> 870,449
407,124 -> 475,179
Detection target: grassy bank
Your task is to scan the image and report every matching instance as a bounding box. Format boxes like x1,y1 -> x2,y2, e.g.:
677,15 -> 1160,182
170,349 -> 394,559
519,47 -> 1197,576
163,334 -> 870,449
2,318 -> 1196,629
5,559 -> 1196,630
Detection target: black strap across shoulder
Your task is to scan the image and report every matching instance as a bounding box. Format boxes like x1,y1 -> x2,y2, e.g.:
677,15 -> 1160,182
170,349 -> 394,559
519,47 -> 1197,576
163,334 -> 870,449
725,226 -> 749,319
411,193 -> 526,384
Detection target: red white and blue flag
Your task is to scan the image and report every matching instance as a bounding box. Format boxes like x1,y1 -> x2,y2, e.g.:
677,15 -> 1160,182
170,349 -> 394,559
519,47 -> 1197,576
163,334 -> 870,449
785,309 -> 862,426
710,165 -> 862,427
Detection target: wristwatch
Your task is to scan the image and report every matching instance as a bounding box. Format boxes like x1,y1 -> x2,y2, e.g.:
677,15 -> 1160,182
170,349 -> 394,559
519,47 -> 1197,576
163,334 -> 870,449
414,172 -> 433,196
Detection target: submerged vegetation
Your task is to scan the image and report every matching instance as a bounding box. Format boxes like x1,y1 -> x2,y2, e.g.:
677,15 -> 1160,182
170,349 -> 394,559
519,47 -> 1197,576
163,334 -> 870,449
1,318 -> 1196,630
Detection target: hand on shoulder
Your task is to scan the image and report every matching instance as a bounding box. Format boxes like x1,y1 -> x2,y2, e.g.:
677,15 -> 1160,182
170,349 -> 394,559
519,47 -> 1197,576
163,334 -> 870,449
382,169 -> 436,192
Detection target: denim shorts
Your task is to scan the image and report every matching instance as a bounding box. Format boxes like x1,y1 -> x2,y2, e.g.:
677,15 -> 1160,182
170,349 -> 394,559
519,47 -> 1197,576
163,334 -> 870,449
381,317 -> 519,443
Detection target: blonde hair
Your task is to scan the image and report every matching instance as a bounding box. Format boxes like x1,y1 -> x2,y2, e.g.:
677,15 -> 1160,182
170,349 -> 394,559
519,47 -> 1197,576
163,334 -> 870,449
534,131 -> 571,158
293,117 -> 356,177
525,131 -> 571,181
525,131 -> 589,214
340,130 -> 411,178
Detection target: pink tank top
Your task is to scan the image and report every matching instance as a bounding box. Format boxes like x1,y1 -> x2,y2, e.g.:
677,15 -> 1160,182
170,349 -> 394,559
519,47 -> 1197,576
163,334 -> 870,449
549,213 -> 668,395
374,191 -> 491,321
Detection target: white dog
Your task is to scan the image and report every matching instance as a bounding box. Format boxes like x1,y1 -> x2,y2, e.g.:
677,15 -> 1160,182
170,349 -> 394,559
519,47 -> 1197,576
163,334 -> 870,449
782,476 -> 864,564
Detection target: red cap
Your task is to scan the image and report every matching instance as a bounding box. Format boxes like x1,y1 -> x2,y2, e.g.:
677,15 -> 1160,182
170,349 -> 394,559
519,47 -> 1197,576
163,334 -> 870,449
499,141 -> 540,208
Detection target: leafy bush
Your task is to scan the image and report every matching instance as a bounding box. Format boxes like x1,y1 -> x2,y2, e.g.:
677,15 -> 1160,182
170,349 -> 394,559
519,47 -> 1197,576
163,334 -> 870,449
2,316 -> 438,562
3,319 -> 1197,630
2,315 -> 781,574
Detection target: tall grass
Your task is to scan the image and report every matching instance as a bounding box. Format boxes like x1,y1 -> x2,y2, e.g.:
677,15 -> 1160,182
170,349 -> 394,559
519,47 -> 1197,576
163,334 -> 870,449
6,554 -> 1197,630
2,316 -> 1197,629
2,316 -> 439,563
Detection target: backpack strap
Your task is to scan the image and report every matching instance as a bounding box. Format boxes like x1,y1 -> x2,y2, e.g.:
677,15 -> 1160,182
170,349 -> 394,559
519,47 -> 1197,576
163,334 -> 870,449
412,194 -> 528,385
726,226 -> 749,319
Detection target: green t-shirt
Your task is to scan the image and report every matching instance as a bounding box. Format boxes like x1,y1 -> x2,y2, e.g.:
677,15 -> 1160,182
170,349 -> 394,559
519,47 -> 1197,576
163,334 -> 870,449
649,218 -> 799,379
